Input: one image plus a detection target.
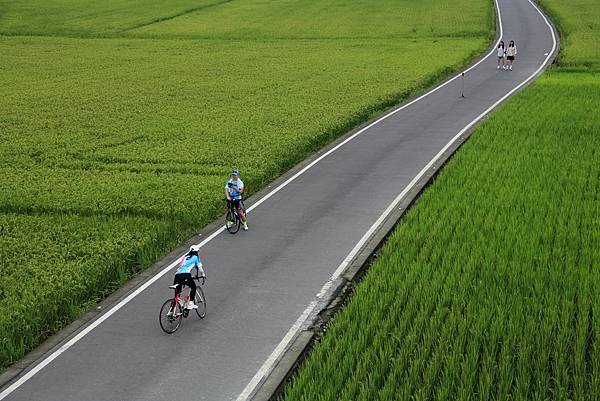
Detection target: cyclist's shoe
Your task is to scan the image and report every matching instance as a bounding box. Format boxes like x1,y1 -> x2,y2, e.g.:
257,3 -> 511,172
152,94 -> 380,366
243,223 -> 249,231
226,220 -> 233,228
186,301 -> 198,310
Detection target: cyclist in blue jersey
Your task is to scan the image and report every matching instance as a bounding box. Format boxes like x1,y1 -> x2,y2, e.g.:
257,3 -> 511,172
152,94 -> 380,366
173,245 -> 206,310
225,169 -> 248,231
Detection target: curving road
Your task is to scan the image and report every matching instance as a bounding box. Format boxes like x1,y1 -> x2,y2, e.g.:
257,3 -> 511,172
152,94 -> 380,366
0,0 -> 556,400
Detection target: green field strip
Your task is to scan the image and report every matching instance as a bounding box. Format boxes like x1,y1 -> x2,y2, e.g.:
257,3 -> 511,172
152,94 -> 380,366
0,0 -> 219,36
128,0 -> 493,40
0,166 -> 225,221
45,157 -> 235,176
0,0 -> 493,40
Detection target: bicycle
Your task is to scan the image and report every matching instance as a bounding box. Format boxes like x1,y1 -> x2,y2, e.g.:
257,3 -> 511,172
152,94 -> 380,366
159,275 -> 206,334
225,199 -> 242,234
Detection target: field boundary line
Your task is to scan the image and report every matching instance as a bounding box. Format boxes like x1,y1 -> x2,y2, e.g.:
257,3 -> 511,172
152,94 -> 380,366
120,0 -> 234,33
0,0 -> 556,398
236,0 -> 559,399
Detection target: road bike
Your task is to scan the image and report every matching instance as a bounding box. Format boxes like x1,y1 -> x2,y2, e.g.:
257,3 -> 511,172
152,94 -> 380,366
159,275 -> 206,334
225,199 -> 242,234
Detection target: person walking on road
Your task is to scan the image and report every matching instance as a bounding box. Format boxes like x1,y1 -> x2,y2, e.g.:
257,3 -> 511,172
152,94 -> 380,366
506,40 -> 517,70
497,41 -> 506,69
225,169 -> 249,231
173,245 -> 206,310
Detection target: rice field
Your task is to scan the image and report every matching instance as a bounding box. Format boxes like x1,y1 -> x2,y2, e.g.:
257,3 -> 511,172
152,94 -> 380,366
280,0 -> 600,399
539,0 -> 600,70
0,0 -> 492,370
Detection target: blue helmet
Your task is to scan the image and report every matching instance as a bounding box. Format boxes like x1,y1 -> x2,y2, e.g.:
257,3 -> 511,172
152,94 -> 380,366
231,169 -> 240,176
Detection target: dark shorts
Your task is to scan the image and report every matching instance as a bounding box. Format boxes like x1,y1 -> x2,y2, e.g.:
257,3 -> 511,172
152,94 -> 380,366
229,199 -> 245,210
507,56 -> 515,61
173,273 -> 196,296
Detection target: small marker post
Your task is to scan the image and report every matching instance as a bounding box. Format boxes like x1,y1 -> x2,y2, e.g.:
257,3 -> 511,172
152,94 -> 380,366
460,72 -> 465,98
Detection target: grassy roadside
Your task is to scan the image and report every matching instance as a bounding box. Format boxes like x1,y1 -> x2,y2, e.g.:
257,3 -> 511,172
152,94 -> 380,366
280,0 -> 600,400
0,0 -> 493,370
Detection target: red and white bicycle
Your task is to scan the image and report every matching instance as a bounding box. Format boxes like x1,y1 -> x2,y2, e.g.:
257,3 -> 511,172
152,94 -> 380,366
159,275 -> 206,334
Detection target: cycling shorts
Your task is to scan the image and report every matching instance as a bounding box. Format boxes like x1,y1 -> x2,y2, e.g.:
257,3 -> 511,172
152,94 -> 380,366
229,199 -> 244,210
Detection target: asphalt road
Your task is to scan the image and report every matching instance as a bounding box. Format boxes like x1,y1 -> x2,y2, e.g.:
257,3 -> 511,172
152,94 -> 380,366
0,0 -> 556,400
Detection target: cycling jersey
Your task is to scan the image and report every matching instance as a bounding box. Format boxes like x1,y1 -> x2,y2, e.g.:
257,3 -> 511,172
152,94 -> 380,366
225,178 -> 244,200
176,255 -> 203,275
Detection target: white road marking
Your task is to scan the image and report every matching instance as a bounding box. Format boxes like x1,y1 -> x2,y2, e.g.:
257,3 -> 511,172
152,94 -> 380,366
0,0 -> 556,399
235,0 -> 557,399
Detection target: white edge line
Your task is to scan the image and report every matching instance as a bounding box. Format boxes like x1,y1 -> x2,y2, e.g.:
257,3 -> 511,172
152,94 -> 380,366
236,0 -> 558,399
0,0 -> 556,398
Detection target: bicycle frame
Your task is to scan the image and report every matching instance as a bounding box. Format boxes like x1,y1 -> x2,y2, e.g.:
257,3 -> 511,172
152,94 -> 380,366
169,283 -> 194,316
173,274 -> 204,304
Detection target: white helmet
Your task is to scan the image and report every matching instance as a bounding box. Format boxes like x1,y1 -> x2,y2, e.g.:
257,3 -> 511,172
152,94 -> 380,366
189,245 -> 200,252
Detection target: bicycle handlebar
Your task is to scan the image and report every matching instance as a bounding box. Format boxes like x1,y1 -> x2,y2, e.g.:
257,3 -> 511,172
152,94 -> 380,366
193,275 -> 206,285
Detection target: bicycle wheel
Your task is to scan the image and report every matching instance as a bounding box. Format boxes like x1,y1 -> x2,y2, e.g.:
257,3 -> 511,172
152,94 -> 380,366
159,298 -> 182,334
194,287 -> 206,319
225,209 -> 240,234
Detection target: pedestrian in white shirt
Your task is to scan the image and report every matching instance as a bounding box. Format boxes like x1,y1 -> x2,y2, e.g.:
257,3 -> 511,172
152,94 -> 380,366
506,40 -> 517,70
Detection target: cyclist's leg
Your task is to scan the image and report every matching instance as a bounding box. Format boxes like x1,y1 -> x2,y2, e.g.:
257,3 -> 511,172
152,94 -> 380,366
184,273 -> 197,303
173,274 -> 185,297
231,199 -> 242,220
226,200 -> 234,226
238,201 -> 248,230
185,273 -> 196,308
237,200 -> 247,222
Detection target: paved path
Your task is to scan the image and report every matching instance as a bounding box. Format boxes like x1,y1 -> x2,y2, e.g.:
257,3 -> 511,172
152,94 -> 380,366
0,0 -> 556,400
